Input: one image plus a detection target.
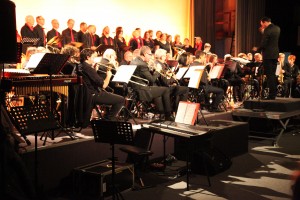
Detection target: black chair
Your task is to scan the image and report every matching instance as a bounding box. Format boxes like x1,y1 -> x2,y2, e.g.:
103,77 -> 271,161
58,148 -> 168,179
119,129 -> 154,189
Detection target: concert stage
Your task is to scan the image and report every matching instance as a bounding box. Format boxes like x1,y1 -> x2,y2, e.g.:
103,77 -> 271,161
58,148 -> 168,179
233,97 -> 300,146
18,110 -> 246,195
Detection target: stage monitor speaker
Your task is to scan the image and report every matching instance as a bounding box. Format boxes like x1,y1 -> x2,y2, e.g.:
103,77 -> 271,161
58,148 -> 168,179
0,0 -> 17,63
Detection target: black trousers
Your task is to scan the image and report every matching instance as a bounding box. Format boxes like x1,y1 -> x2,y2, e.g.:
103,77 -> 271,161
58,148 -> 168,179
263,59 -> 278,98
150,86 -> 172,114
169,85 -> 189,111
93,91 -> 125,119
203,84 -> 224,109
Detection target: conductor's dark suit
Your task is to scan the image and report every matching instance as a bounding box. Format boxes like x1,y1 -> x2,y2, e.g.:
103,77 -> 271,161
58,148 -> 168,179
259,23 -> 280,99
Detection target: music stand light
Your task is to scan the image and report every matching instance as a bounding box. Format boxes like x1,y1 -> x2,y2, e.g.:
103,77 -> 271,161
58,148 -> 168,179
91,120 -> 134,200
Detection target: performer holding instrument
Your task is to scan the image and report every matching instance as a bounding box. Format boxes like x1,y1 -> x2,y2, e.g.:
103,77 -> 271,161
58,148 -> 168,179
79,49 -> 124,123
191,50 -> 224,112
130,46 -> 174,121
154,49 -> 189,112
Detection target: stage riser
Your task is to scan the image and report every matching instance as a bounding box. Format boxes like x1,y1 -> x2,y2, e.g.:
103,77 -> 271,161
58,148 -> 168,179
20,134 -> 174,191
243,98 -> 300,112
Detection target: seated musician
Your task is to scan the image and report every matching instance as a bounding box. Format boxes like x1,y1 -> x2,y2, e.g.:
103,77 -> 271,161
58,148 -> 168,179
97,49 -> 127,96
60,45 -> 80,75
79,48 -> 124,122
130,46 -> 174,121
282,55 -> 299,97
249,53 -> 263,97
191,50 -> 224,112
60,45 -> 80,126
177,52 -> 193,86
223,54 -> 244,102
154,49 -> 189,112
207,54 -> 229,94
119,51 -> 133,66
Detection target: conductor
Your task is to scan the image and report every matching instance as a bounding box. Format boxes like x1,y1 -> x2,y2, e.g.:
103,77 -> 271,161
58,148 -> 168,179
254,17 -> 280,100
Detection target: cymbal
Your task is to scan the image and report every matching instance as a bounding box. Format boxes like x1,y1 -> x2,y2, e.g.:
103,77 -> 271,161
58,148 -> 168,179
67,42 -> 84,48
47,36 -> 62,45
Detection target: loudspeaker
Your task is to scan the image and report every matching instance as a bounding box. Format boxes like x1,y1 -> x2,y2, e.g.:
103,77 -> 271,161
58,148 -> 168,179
0,0 -> 17,63
191,146 -> 232,176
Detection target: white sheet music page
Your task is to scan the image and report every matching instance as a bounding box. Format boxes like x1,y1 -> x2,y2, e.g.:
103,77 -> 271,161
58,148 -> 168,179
188,69 -> 203,89
184,65 -> 205,78
26,53 -> 46,69
209,66 -> 220,79
176,67 -> 188,79
112,65 -> 137,83
175,102 -> 188,123
183,103 -> 197,125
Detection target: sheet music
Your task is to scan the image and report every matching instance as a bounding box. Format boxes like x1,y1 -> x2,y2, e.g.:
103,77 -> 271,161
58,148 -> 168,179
112,65 -> 137,83
188,69 -> 203,89
26,53 -> 46,69
176,67 -> 188,79
184,65 -> 205,78
209,65 -> 222,79
183,103 -> 198,124
275,63 -> 281,76
175,102 -> 188,123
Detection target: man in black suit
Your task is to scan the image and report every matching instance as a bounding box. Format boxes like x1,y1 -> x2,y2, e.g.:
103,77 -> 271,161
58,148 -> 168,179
62,19 -> 78,46
77,22 -> 87,43
130,46 -> 174,120
255,17 -> 280,100
46,19 -> 61,49
20,15 -> 36,39
82,25 -> 97,50
33,16 -> 45,46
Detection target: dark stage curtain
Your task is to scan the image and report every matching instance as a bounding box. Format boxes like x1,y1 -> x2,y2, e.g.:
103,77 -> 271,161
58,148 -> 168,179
235,0 -> 265,56
194,0 -> 216,51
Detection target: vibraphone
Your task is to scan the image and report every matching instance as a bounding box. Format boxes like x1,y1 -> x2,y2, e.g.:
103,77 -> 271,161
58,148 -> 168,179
8,75 -> 79,97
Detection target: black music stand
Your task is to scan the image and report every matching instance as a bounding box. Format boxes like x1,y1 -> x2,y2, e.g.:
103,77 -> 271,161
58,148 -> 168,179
91,120 -> 134,200
8,105 -> 59,190
30,53 -> 73,142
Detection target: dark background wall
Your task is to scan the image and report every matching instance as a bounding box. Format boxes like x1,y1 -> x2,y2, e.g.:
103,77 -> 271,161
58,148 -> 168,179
265,0 -> 300,64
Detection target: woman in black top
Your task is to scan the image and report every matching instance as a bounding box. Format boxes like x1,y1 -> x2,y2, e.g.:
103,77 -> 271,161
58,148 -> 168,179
143,31 -> 154,50
114,26 -> 127,63
157,33 -> 171,54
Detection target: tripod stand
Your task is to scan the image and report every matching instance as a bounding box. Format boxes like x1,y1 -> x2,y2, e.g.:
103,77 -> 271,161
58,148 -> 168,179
91,120 -> 134,200
29,53 -> 75,144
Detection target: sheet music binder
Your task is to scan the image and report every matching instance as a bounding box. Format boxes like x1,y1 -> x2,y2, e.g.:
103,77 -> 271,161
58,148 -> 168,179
175,101 -> 200,125
30,53 -> 70,75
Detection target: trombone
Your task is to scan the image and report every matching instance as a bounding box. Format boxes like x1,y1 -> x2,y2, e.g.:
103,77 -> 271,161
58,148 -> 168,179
95,62 -> 150,85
